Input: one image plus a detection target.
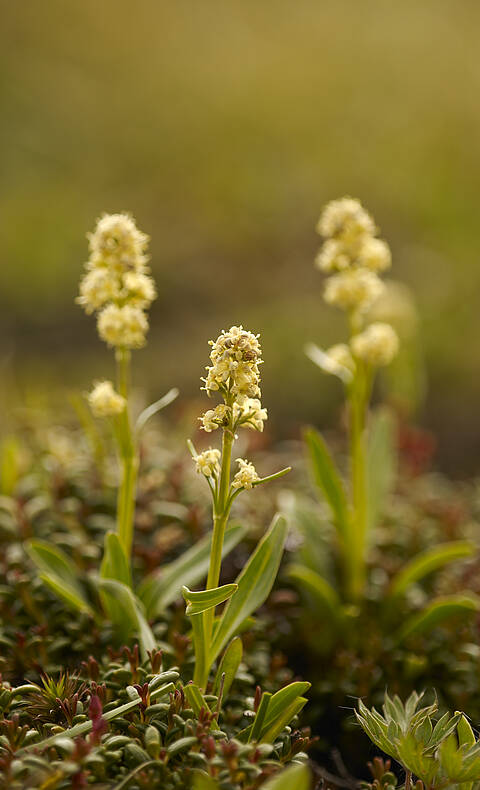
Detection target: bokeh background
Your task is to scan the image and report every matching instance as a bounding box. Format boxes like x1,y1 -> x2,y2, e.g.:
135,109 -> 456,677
2,0 -> 480,472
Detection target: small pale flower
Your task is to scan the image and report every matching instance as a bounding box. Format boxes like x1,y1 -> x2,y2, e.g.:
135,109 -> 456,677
315,238 -> 351,273
88,381 -> 126,417
351,322 -> 399,367
77,268 -> 122,314
123,271 -> 156,307
324,268 -> 384,313
195,448 -> 221,477
203,325 -> 263,400
357,237 -> 392,273
234,398 -> 268,431
87,213 -> 149,273
97,304 -> 149,348
317,197 -> 376,243
200,404 -> 231,432
232,458 -> 260,490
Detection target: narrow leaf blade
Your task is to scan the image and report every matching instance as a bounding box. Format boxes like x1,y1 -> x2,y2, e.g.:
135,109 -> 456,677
304,428 -> 350,540
210,515 -> 287,663
182,583 -> 238,616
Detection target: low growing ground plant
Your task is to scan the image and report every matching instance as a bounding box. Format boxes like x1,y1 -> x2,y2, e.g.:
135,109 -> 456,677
357,691 -> 480,790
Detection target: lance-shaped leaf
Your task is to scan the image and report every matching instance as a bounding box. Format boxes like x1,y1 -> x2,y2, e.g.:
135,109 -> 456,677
239,682 -> 311,743
213,636 -> 243,699
100,531 -> 132,587
367,407 -> 397,533
260,696 -> 308,743
263,764 -> 311,790
182,583 -> 238,616
396,595 -> 480,643
304,428 -> 350,541
305,341 -> 352,384
209,515 -> 287,663
135,387 -> 179,434
389,541 -> 475,599
249,692 -> 272,742
288,564 -> 341,626
98,578 -> 156,657
138,524 -> 246,618
27,540 -> 94,617
183,683 -> 212,718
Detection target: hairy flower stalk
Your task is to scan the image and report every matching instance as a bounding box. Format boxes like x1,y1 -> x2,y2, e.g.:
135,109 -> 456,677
308,197 -> 400,601
78,213 -> 156,563
188,326 -> 290,688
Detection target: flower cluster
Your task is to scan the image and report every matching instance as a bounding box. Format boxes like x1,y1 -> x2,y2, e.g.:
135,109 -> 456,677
315,197 -> 391,315
195,448 -> 221,478
203,325 -> 262,400
311,198 -> 400,376
199,326 -> 267,434
351,322 -> 399,367
232,458 -> 260,490
78,213 -> 156,349
194,326 -> 266,496
88,380 -> 126,418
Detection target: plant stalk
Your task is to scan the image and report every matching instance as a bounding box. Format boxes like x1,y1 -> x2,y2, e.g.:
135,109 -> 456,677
115,348 -> 138,564
194,427 -> 234,688
348,365 -> 368,601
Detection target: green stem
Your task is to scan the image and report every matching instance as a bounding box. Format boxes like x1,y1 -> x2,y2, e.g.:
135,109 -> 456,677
115,348 -> 138,567
348,365 -> 368,601
194,428 -> 234,688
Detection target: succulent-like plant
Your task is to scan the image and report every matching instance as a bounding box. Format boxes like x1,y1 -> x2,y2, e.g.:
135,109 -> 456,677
357,691 -> 480,790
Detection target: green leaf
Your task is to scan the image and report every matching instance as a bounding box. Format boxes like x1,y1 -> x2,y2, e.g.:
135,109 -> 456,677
396,595 -> 480,643
182,583 -> 238,616
259,697 -> 308,743
27,540 -> 94,616
98,578 -> 156,657
367,407 -> 397,533
249,692 -> 272,742
304,428 -> 350,541
389,541 -> 475,599
192,771 -> 220,790
239,682 -> 311,743
260,682 -> 311,735
287,564 -> 341,625
37,573 -> 94,617
213,637 -> 243,699
137,524 -> 246,618
0,436 -> 21,496
262,764 -> 311,790
457,715 -> 476,748
167,736 -> 198,756
100,531 -> 132,587
210,515 -> 287,664
183,683 -> 212,717
135,388 -> 179,434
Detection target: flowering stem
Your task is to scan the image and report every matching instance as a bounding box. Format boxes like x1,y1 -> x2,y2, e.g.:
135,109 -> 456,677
194,427 -> 234,689
348,377 -> 366,600
115,348 -> 138,565
209,428 -> 234,585
347,362 -> 373,601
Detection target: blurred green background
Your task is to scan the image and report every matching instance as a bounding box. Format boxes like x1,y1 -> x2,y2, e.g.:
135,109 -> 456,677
1,0 -> 480,472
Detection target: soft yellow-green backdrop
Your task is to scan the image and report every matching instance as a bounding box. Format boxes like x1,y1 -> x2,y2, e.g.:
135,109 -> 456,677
1,1 -> 479,470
